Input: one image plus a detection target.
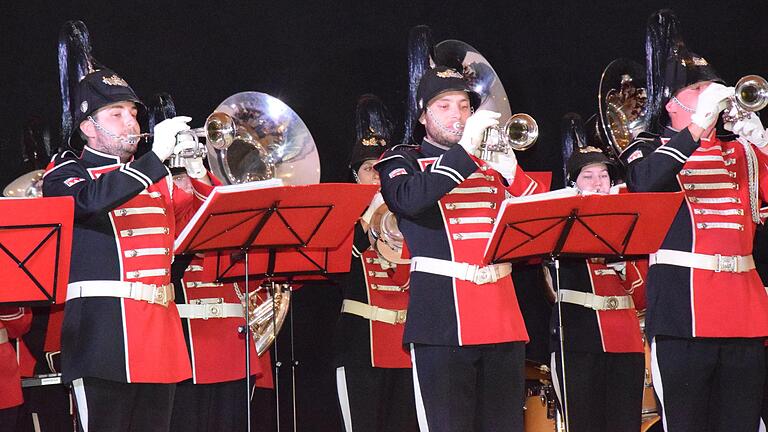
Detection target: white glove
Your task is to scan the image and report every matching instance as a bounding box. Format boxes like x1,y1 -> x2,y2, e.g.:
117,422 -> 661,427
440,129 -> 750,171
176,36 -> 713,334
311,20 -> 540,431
172,133 -> 207,179
689,84 -> 734,130
361,192 -> 385,225
725,109 -> 768,147
458,110 -> 500,154
152,116 -> 192,162
485,150 -> 518,183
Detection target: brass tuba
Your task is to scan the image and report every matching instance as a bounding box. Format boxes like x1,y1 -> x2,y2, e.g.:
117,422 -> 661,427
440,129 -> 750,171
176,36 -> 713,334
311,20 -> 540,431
205,92 -> 319,352
3,170 -> 45,198
592,59 -> 649,161
244,282 -> 292,356
368,204 -> 409,265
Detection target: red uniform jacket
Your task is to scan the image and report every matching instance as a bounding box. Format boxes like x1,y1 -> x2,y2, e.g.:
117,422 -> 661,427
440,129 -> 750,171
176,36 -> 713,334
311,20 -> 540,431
0,307 -> 31,409
625,129 -> 768,338
377,140 -> 546,346
175,255 -> 263,384
43,146 -> 212,383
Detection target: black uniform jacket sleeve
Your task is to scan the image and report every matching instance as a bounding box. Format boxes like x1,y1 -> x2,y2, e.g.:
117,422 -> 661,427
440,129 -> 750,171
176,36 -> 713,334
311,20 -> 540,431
623,128 -> 700,192
43,150 -> 169,221
374,144 -> 478,217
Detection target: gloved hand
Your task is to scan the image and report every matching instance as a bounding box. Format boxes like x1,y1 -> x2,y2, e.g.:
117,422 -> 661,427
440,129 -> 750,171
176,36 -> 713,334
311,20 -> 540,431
485,149 -> 518,183
152,116 -> 192,162
173,133 -> 207,179
689,84 -> 734,130
361,192 -> 385,226
724,109 -> 768,147
458,110 -> 501,155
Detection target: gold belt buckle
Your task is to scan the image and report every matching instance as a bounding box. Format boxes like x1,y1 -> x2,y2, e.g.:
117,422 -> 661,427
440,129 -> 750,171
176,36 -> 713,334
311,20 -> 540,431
395,310 -> 407,324
153,285 -> 169,307
605,296 -> 619,310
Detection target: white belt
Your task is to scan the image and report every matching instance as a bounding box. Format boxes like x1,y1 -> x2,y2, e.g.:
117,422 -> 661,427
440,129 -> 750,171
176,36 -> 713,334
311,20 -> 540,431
341,299 -> 406,325
0,328 -> 7,344
177,301 -> 244,320
410,256 -> 512,285
558,289 -> 634,311
650,249 -> 755,273
66,281 -> 175,307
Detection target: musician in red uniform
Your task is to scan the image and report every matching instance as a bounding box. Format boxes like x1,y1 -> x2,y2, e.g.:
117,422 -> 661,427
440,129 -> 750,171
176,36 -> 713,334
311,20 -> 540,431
333,94 -> 418,432
42,21 -> 213,432
168,253 -> 264,432
376,66 -> 545,431
621,10 -> 768,431
549,114 -> 646,432
0,306 -> 31,432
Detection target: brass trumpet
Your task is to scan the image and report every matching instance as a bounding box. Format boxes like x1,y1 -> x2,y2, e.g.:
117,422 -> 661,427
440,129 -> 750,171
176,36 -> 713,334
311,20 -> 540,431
723,75 -> 768,123
127,111 -> 236,168
479,113 -> 539,160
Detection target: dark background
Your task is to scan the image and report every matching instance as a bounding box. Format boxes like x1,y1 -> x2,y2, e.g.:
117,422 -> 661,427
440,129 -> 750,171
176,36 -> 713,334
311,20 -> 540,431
3,1 -> 768,430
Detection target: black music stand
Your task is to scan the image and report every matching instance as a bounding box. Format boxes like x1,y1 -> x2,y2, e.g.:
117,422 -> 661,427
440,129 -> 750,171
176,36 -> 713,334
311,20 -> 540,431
175,182 -> 377,432
0,197 -> 73,306
483,189 -> 683,432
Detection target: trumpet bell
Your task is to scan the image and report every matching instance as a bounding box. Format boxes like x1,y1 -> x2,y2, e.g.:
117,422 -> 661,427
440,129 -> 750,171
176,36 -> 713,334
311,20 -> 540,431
505,114 -> 539,151
204,111 -> 237,150
735,75 -> 768,113
207,92 -> 320,185
3,170 -> 44,198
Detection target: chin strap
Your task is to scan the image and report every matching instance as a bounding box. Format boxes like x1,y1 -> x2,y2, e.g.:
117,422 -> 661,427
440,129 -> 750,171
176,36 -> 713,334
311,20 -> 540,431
88,116 -> 137,145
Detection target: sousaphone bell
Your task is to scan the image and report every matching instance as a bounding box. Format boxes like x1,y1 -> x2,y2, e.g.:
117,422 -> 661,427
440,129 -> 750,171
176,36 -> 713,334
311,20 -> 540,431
434,39 -> 538,159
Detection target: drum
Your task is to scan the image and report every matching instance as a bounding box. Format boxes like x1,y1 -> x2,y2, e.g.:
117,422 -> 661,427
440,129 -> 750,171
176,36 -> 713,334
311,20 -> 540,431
524,382 -> 558,432
524,360 -> 559,432
638,311 -> 658,415
640,414 -> 663,432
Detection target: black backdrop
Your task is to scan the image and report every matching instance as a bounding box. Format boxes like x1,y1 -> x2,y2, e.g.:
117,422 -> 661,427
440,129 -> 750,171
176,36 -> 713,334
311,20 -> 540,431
3,1 -> 768,430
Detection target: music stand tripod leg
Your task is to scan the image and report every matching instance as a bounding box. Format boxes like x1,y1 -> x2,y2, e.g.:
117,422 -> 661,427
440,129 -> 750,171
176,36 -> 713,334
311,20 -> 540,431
554,259 -> 571,432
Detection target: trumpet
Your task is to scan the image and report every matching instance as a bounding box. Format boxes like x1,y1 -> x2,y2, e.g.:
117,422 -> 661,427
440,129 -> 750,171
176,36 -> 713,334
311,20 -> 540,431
479,113 -> 539,160
723,75 -> 768,123
126,112 -> 237,168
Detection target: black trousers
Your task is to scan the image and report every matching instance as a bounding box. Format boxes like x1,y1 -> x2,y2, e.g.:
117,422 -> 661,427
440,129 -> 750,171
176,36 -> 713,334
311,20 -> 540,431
652,336 -> 765,432
0,406 -> 19,432
335,366 -> 418,432
550,350 -> 644,432
169,378 -> 253,432
71,377 -> 175,432
411,342 -> 525,432
15,385 -> 74,432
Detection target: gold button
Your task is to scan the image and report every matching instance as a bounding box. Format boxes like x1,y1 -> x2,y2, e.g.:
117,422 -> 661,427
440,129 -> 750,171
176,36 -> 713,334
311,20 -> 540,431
127,250 -> 137,257
126,229 -> 134,237
163,228 -> 170,234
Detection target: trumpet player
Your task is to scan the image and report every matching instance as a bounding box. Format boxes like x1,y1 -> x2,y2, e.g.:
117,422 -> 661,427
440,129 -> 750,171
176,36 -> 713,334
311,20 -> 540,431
375,66 -> 545,432
620,10 -> 768,431
42,21 -> 214,432
333,94 -> 418,432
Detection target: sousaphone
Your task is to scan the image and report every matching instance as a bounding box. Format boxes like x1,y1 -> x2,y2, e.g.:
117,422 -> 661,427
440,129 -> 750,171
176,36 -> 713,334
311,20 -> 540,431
204,92 -> 320,354
592,58 -> 649,162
